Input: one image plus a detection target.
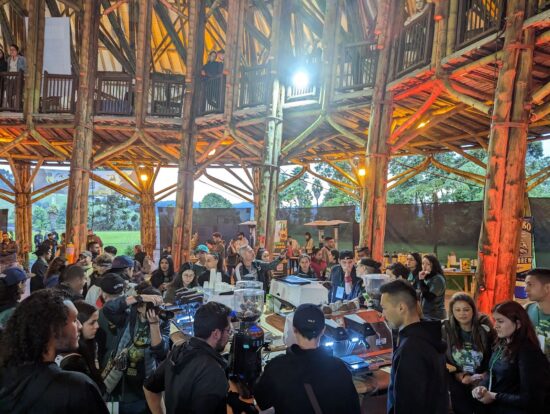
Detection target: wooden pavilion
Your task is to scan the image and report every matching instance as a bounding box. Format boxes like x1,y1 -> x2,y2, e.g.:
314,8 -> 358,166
0,0 -> 549,312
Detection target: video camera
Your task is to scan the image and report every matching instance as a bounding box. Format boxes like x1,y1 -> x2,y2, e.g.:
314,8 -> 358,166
145,302 -> 176,321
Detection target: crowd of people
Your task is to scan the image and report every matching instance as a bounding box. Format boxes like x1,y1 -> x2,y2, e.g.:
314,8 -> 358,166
0,227 -> 549,413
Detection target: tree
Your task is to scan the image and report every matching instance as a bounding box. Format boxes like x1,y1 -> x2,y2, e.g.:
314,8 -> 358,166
200,193 -> 233,208
313,163 -> 358,207
278,167 -> 313,208
32,205 -> 49,231
312,178 -> 323,207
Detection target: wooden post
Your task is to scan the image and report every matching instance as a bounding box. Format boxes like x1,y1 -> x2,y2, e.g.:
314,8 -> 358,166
476,0 -> 534,313
65,0 -> 99,257
12,161 -> 32,268
138,166 -> 156,257
23,0 -> 45,120
171,0 -> 205,269
255,0 -> 289,252
134,0 -> 153,127
359,0 -> 397,262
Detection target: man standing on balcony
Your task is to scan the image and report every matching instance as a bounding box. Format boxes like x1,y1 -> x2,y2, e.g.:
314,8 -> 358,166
8,44 -> 26,73
201,50 -> 224,110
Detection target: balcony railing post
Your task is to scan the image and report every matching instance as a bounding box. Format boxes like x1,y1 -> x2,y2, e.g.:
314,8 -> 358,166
94,71 -> 134,115
455,0 -> 504,51
335,42 -> 378,92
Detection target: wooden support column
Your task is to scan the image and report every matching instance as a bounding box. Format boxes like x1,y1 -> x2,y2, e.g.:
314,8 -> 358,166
172,0 -> 205,268
476,0 -> 534,313
23,0 -> 45,120
138,166 -> 156,257
65,0 -> 99,257
359,0 -> 397,261
134,0 -> 153,127
12,161 -> 32,268
255,0 -> 289,252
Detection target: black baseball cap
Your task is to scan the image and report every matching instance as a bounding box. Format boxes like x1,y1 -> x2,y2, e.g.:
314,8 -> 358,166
100,273 -> 126,295
293,304 -> 325,337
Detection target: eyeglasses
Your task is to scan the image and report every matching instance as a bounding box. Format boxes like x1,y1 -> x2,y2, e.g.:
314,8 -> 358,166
223,326 -> 233,335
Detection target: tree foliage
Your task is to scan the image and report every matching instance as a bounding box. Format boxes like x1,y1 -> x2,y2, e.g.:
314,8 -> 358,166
200,192 -> 233,208
278,167 -> 313,208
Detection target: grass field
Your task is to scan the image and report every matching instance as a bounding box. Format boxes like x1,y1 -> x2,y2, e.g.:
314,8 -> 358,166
95,230 -> 141,256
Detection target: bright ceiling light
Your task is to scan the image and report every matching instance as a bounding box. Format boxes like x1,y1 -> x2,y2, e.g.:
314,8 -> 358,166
292,70 -> 310,89
358,168 -> 366,177
208,148 -> 217,156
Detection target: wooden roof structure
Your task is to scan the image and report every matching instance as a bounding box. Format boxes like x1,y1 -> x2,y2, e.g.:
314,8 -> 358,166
0,0 -> 549,312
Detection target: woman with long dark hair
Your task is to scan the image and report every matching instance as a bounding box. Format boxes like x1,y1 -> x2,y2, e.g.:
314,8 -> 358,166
197,253 -> 229,286
310,248 -> 327,280
150,256 -> 175,292
58,300 -> 105,393
443,292 -> 496,414
44,257 -> 66,288
418,254 -> 446,320
164,270 -> 198,304
406,252 -> 422,287
296,254 -> 315,278
472,301 -> 550,413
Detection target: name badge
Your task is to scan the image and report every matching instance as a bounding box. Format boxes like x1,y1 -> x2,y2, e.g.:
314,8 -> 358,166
335,286 -> 344,300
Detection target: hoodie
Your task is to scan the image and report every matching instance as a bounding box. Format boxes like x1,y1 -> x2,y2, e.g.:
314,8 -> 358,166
0,362 -> 107,414
144,337 -> 228,414
254,344 -> 360,414
387,320 -> 448,414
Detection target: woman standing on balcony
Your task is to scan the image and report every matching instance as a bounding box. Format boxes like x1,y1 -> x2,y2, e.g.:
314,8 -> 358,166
7,44 -> 25,73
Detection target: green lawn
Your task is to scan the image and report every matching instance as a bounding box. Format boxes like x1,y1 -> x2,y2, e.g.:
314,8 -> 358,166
95,230 -> 141,256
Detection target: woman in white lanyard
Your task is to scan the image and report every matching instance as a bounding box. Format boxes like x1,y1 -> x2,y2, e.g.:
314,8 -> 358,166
471,301 -> 550,413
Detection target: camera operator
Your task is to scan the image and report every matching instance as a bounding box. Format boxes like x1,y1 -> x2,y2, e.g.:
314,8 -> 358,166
144,301 -> 257,414
102,284 -> 169,414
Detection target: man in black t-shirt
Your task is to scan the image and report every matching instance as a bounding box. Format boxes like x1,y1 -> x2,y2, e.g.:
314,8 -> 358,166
0,289 -> 108,414
254,304 -> 360,414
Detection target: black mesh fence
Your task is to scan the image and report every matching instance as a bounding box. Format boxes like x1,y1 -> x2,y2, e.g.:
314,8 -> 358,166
157,199 -> 549,267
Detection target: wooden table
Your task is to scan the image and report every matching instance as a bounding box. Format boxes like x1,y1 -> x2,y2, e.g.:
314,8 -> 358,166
444,270 -> 475,293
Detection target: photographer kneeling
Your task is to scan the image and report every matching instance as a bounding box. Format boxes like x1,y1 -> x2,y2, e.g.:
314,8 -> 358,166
102,284 -> 170,414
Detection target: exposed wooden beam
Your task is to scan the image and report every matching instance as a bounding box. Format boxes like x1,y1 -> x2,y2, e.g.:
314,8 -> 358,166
154,0 -> 187,65
100,0 -> 135,73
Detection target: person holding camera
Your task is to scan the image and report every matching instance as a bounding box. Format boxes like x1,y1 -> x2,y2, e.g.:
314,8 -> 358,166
102,284 -> 170,414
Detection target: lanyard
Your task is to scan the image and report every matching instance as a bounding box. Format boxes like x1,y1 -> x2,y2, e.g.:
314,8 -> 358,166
488,345 -> 505,391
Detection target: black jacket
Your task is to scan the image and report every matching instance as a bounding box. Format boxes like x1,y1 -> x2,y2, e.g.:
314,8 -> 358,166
388,320 -> 449,414
0,362 -> 107,414
482,340 -> 550,414
30,257 -> 48,292
197,269 -> 230,286
328,265 -> 365,303
254,344 -> 360,414
144,337 -> 228,414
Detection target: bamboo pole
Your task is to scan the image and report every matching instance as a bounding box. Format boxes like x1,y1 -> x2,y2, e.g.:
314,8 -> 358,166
137,166 -> 156,256
255,0 -> 288,251
23,0 -> 45,122
359,0 -> 397,261
477,0 -> 533,314
65,0 -> 99,257
172,0 -> 205,268
446,0 -> 458,55
134,0 -> 153,128
12,161 -> 32,268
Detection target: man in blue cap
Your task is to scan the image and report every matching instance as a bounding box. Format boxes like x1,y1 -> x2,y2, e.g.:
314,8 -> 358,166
178,244 -> 209,278
0,267 -> 29,328
255,304 -> 360,414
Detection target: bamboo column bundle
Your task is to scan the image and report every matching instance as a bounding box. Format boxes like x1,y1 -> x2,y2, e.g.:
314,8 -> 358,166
171,0 -> 206,268
359,0 -> 398,262
134,0 -> 153,128
255,0 -> 288,251
23,0 -> 45,121
477,0 -> 534,314
13,162 -> 32,268
65,0 -> 99,258
139,167 -> 156,258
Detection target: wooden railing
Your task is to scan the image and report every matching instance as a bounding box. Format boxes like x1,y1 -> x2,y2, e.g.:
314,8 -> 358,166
455,0 -> 504,51
395,4 -> 435,78
238,64 -> 271,109
41,72 -> 77,113
335,42 -> 378,92
149,73 -> 185,117
198,74 -> 226,116
0,71 -> 24,112
95,72 -> 134,116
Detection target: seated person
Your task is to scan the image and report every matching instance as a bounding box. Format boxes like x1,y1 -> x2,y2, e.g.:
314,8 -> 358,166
295,254 -> 315,278
328,250 -> 365,303
197,253 -> 230,286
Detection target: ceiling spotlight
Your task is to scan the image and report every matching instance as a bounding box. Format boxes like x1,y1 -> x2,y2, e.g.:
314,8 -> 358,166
208,148 -> 217,156
140,173 -> 148,182
292,70 -> 310,89
358,168 -> 366,177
